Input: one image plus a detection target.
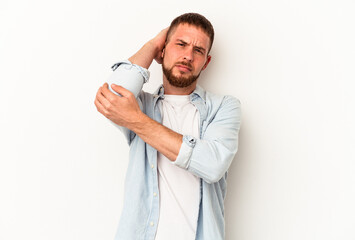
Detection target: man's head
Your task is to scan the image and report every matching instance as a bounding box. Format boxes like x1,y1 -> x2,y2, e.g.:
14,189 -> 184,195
166,13 -> 214,54
162,13 -> 214,89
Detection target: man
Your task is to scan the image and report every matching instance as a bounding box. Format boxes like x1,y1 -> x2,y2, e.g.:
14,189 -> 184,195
94,13 -> 241,240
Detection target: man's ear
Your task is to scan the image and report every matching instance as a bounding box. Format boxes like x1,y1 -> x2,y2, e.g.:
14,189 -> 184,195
202,55 -> 212,70
161,48 -> 165,58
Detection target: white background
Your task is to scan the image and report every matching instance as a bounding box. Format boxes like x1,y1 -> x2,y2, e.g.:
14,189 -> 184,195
1,0 -> 354,239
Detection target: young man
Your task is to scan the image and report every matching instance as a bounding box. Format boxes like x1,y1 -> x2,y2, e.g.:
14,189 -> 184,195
94,13 -> 241,240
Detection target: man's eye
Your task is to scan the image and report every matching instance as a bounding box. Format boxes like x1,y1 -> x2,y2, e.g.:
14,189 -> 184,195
195,49 -> 203,54
177,43 -> 185,46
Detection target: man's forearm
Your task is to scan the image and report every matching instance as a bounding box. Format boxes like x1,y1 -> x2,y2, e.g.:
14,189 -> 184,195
128,41 -> 157,69
129,112 -> 182,161
128,28 -> 168,68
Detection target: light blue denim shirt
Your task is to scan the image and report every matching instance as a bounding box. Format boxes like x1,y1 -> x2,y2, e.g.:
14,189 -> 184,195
107,60 -> 242,240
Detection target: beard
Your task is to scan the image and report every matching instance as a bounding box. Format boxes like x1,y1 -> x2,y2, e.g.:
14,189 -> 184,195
162,60 -> 201,88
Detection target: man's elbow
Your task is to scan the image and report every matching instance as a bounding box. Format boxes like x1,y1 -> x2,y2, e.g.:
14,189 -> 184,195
204,173 -> 223,184
203,162 -> 231,184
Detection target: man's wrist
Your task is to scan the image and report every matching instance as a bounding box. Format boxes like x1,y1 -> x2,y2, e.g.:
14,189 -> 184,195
127,111 -> 149,134
146,40 -> 160,58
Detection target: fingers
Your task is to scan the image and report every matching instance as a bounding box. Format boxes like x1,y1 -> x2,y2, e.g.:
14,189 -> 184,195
94,94 -> 107,116
100,82 -> 130,98
109,84 -> 133,98
95,83 -> 133,115
96,86 -> 111,106
100,83 -> 116,99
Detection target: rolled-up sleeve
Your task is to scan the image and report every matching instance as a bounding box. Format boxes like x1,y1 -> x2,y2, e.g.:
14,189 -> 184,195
173,96 -> 242,184
111,60 -> 149,82
106,60 -> 150,145
108,60 -> 149,97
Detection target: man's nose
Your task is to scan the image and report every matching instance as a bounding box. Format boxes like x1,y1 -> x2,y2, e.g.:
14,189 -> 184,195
183,48 -> 194,62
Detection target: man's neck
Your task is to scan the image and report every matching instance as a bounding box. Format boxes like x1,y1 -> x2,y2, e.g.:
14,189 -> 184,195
162,78 -> 197,95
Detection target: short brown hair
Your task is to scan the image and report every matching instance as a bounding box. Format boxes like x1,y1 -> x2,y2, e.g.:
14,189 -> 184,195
166,13 -> 214,54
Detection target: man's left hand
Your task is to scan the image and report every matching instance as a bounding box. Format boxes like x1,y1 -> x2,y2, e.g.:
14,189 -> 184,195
94,83 -> 142,129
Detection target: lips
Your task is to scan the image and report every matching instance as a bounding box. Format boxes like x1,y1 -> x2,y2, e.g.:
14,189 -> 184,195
175,64 -> 192,72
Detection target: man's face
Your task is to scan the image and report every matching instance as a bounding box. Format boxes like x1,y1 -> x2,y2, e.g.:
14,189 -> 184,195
162,23 -> 211,88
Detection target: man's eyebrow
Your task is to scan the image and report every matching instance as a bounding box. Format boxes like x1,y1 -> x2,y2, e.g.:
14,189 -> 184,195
176,39 -> 206,53
176,39 -> 188,45
194,46 -> 206,53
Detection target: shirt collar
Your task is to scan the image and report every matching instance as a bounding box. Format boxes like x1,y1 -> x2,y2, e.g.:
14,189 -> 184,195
191,84 -> 206,102
153,84 -> 206,103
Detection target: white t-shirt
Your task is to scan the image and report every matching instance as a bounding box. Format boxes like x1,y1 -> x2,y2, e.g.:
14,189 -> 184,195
155,94 -> 201,240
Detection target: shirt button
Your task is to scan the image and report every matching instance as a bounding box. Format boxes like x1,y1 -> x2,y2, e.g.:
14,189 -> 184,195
150,221 -> 154,226
153,192 -> 157,197
151,164 -> 154,169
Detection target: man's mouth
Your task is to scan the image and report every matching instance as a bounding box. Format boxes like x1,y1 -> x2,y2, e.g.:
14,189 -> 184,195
175,64 -> 192,72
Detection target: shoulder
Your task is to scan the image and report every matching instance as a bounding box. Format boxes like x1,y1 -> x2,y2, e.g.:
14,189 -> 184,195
204,89 -> 241,113
200,89 -> 242,134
